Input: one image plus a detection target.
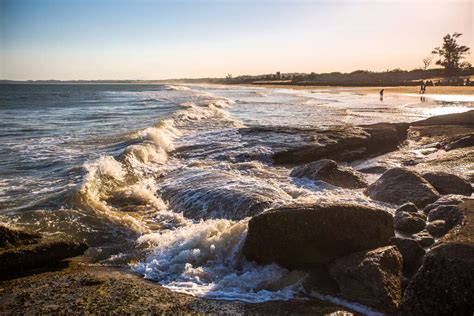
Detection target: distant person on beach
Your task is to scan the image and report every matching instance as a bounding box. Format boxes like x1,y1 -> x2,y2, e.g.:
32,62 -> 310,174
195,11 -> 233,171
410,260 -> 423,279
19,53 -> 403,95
379,89 -> 384,101
420,81 -> 426,94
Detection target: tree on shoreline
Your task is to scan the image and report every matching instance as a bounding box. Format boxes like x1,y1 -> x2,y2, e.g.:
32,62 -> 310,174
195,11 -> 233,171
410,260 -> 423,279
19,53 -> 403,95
422,56 -> 432,70
432,33 -> 471,75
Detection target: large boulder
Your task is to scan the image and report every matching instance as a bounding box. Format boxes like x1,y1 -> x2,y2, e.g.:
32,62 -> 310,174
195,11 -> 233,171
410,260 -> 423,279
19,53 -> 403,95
422,171 -> 472,196
400,199 -> 474,315
329,246 -> 403,315
393,211 -> 426,234
243,203 -> 394,268
390,237 -> 425,277
365,168 -> 440,208
290,159 -> 367,189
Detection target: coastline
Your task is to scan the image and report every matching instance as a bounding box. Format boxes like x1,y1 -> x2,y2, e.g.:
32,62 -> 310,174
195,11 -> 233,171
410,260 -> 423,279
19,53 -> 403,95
237,84 -> 474,96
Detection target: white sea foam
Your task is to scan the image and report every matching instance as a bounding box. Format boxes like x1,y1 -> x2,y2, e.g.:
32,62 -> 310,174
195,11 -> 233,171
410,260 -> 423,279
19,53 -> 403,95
134,219 -> 306,302
164,85 -> 191,91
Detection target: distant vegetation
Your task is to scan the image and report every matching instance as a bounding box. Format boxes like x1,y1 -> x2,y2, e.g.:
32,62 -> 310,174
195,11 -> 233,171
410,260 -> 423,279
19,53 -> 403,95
2,34 -> 471,87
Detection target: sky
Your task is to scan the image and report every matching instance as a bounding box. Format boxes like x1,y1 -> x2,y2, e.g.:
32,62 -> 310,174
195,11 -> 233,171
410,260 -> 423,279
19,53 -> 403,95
0,0 -> 473,80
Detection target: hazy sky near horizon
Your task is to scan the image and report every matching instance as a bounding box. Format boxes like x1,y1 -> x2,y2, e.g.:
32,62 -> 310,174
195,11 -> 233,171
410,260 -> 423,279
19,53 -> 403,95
1,0 -> 473,80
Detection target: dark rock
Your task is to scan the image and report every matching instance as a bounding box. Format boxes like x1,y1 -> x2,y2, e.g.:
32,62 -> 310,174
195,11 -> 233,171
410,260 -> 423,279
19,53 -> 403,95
365,168 -> 440,208
426,220 -> 449,238
272,123 -> 408,165
329,246 -> 403,314
302,264 -> 340,296
0,225 -> 41,249
396,202 -> 418,213
243,203 -> 394,268
400,199 -> 474,316
445,134 -> 474,151
413,231 -> 435,248
361,122 -> 409,155
390,237 -> 425,276
427,204 -> 464,231
358,165 -> 388,174
0,238 -> 88,273
422,171 -> 472,196
394,211 -> 426,234
423,194 -> 466,214
272,127 -> 370,164
290,159 -> 368,189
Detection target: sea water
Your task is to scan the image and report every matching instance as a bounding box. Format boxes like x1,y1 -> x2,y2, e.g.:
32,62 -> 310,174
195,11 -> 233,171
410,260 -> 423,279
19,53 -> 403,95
1,83 -> 472,303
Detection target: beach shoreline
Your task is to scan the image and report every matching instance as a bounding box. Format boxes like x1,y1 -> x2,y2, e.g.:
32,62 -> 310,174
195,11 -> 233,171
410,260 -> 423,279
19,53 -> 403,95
235,84 -> 474,96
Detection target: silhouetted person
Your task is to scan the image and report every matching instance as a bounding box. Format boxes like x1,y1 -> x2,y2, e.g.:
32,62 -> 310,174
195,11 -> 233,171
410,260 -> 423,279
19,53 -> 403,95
420,81 -> 425,94
379,89 -> 384,101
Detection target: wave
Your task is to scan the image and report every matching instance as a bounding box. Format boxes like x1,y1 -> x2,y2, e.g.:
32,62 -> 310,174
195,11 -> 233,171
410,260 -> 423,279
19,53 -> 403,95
71,86 -> 243,233
72,120 -> 181,233
133,219 -> 306,302
164,85 -> 191,91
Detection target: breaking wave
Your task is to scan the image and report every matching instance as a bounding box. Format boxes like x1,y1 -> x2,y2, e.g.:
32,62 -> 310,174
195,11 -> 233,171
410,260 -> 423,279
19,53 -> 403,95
133,219 -> 306,302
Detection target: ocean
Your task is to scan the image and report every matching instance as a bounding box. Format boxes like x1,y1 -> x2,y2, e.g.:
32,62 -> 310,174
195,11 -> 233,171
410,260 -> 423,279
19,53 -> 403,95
1,83 -> 472,303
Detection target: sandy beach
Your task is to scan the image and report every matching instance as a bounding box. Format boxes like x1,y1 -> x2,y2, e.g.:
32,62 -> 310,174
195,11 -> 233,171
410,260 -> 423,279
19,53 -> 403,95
244,84 -> 474,96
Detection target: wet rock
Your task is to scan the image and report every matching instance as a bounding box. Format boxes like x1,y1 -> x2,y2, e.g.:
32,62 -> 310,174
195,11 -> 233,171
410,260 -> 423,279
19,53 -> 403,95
272,123 -> 408,165
329,246 -> 403,314
358,165 -> 388,174
290,159 -> 368,189
413,231 -> 435,248
427,204 -> 464,231
423,194 -> 466,214
243,203 -> 394,268
400,199 -> 474,315
361,122 -> 409,155
0,238 -> 88,274
390,237 -> 425,277
426,220 -> 449,238
0,225 -> 41,249
272,127 -> 370,164
445,134 -> 474,151
396,202 -> 418,213
393,211 -> 426,234
422,171 -> 472,196
365,168 -> 440,208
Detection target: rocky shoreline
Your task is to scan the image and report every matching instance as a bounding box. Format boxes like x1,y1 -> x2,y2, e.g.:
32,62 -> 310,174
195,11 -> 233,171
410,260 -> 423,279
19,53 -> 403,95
1,110 -> 473,315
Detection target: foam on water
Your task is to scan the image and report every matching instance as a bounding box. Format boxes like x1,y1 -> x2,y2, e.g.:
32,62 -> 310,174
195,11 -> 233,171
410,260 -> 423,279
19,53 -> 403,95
134,219 -> 306,302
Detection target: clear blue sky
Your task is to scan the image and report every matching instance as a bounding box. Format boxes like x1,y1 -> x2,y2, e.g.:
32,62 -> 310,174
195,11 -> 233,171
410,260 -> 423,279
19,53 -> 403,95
1,0 -> 472,80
